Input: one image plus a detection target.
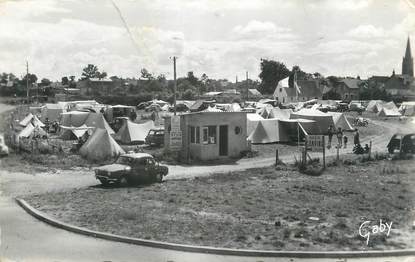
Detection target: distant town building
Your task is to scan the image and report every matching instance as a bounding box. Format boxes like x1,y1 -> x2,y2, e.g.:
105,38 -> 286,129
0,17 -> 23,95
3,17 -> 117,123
402,37 -> 414,77
274,78 -> 323,103
331,78 -> 363,101
78,78 -> 115,96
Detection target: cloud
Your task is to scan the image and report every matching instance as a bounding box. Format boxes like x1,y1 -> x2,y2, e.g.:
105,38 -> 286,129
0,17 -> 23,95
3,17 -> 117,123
0,0 -> 70,20
347,25 -> 387,38
231,20 -> 295,40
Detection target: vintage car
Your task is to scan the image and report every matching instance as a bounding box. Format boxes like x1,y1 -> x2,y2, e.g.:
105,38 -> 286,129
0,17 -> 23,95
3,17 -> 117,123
0,134 -> 9,157
387,133 -> 415,154
95,153 -> 168,186
145,129 -> 165,146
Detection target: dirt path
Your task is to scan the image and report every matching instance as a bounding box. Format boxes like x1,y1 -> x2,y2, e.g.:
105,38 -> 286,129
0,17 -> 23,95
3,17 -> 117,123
165,119 -> 412,180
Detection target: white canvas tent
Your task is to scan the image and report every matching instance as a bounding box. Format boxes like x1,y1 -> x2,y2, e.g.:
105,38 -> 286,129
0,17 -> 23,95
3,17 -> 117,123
40,103 -> 66,122
366,100 -> 385,113
247,113 -> 264,136
326,112 -> 354,131
60,125 -> 93,140
84,113 -> 115,134
79,128 -> 125,161
17,123 -> 47,139
60,111 -> 90,127
19,113 -> 45,127
267,108 -> 293,120
377,102 -> 401,117
399,101 -> 415,116
247,119 -> 281,144
114,120 -> 156,144
290,109 -> 335,134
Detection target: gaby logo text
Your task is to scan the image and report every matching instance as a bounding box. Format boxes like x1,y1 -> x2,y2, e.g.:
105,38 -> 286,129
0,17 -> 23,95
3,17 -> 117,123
359,219 -> 393,245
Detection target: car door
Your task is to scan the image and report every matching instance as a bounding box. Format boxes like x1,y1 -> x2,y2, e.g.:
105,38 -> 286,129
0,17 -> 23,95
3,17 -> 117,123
145,158 -> 157,179
131,157 -> 146,183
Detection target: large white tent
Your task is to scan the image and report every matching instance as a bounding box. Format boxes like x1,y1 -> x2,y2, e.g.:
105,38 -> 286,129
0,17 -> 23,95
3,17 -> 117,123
247,113 -> 264,136
326,112 -> 354,131
79,128 -> 125,161
399,101 -> 415,116
114,120 -> 155,144
19,113 -> 45,127
377,102 -> 401,117
290,109 -> 335,134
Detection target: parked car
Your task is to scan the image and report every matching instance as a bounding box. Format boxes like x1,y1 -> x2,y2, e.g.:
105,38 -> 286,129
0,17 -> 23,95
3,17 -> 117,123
387,133 -> 415,154
95,153 -> 168,186
0,134 -> 9,157
145,128 -> 165,146
336,102 -> 349,112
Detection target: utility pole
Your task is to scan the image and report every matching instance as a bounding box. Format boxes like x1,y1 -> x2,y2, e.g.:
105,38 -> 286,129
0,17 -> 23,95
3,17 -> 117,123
26,61 -> 29,103
246,71 -> 249,101
173,56 -> 177,116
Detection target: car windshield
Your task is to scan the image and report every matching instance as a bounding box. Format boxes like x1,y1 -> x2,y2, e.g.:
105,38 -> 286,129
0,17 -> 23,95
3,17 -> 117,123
116,156 -> 132,165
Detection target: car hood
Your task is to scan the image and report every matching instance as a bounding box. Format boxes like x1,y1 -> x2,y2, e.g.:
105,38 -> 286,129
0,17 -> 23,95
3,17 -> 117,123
96,164 -> 129,172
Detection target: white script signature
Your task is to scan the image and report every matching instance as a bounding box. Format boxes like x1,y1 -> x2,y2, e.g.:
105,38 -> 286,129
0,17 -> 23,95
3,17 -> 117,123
359,219 -> 393,245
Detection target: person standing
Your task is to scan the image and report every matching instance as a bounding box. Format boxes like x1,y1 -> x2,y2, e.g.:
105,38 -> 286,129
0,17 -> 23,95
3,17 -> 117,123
336,127 -> 343,148
343,135 -> 348,149
327,125 -> 334,148
354,128 -> 360,146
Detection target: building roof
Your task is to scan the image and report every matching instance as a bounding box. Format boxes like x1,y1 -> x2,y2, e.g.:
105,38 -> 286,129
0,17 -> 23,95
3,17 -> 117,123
341,78 -> 361,89
296,80 -> 323,97
248,89 -> 262,96
370,76 -> 390,83
89,78 -> 113,82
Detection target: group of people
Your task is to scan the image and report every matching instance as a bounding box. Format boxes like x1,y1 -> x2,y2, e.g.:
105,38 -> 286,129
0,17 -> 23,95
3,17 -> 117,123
327,125 -> 367,152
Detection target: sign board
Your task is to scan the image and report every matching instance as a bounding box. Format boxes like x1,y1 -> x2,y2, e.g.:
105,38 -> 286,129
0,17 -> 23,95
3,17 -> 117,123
171,115 -> 181,131
307,135 -> 324,152
170,131 -> 182,150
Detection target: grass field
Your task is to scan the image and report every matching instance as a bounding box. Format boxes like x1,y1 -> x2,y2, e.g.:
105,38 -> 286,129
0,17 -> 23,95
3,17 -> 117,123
26,157 -> 415,251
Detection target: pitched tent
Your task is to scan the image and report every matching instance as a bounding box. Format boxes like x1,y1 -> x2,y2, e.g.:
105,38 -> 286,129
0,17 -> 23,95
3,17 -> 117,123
19,114 -> 45,127
290,109 -> 335,134
256,105 -> 273,118
60,111 -> 91,127
366,100 -> 385,113
267,108 -> 293,120
114,120 -> 155,144
40,103 -> 65,122
17,123 -> 47,139
326,112 -> 354,131
247,119 -> 280,144
79,128 -> 125,161
60,125 -> 93,140
83,113 -> 115,134
377,102 -> 401,117
399,101 -> 415,116
279,119 -> 319,141
247,113 -> 264,136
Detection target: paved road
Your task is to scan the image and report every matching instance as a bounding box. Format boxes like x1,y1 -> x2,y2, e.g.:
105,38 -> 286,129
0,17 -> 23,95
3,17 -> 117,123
1,103 -> 414,261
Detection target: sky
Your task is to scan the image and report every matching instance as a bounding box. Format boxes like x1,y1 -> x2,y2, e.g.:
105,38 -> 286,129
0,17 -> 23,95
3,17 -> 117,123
0,0 -> 414,82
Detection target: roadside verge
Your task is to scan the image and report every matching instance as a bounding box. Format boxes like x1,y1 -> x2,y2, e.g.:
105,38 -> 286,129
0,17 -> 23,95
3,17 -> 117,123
16,198 -> 415,259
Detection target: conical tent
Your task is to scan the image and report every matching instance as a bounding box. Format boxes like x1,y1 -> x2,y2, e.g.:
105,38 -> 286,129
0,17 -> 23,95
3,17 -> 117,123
377,102 -> 401,117
79,128 -> 125,161
84,113 -> 115,134
114,120 -> 155,144
326,112 -> 354,131
247,119 -> 289,144
60,125 -> 92,140
366,100 -> 385,113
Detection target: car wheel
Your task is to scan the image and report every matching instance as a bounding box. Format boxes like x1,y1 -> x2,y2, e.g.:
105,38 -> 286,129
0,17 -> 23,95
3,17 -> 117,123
155,173 -> 163,183
99,179 -> 110,187
119,176 -> 129,187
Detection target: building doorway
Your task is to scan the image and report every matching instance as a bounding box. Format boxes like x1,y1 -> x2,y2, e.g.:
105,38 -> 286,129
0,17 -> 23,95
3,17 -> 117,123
219,125 -> 228,156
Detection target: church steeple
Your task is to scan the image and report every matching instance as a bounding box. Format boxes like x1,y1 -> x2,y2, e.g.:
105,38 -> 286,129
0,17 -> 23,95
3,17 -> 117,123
402,36 -> 414,77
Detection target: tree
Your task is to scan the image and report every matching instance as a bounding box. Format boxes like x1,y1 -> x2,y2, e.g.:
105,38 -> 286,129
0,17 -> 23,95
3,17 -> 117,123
81,64 -> 100,79
258,59 -> 290,94
40,78 -> 51,87
22,73 -> 37,84
186,71 -> 199,86
140,68 -> 154,80
61,77 -> 69,85
98,71 -> 107,79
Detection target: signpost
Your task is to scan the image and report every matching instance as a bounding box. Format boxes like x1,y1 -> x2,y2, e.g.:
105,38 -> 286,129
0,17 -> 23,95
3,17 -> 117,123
306,135 -> 326,169
169,115 -> 182,151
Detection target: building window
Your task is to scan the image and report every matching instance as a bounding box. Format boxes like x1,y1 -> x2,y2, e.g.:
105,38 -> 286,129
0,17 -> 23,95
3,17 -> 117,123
279,88 -> 282,92
190,126 -> 195,143
190,126 -> 200,144
203,126 -> 216,144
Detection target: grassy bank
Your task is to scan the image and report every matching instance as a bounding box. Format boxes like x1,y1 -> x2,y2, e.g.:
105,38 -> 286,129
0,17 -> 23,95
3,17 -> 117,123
26,158 -> 415,251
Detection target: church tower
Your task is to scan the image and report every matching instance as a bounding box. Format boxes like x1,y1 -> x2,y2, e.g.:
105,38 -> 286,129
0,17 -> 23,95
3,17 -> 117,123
402,37 -> 414,77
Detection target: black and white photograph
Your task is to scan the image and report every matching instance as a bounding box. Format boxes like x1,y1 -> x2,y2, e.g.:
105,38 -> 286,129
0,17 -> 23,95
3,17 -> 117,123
0,0 -> 415,261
